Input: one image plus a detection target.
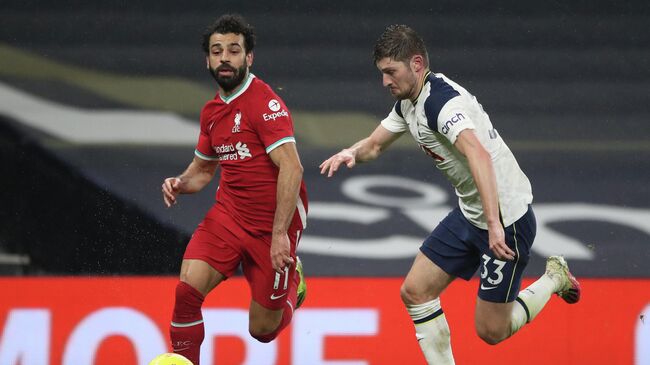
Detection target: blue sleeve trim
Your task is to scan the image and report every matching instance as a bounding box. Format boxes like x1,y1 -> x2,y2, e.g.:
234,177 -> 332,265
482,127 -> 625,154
424,75 -> 461,132
394,101 -> 403,118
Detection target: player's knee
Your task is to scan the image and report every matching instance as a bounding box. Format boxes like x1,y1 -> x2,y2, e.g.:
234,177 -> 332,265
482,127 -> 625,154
400,281 -> 428,305
174,281 -> 205,309
476,325 -> 508,345
477,331 -> 505,345
175,280 -> 190,300
179,274 -> 207,295
250,332 -> 276,343
249,314 -> 282,343
249,325 -> 279,343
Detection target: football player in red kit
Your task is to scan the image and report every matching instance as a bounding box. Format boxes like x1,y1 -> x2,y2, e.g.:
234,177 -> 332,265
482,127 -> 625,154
161,14 -> 307,365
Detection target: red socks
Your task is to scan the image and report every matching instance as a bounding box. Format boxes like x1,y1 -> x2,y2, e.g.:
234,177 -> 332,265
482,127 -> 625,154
170,274 -> 298,361
170,281 -> 205,365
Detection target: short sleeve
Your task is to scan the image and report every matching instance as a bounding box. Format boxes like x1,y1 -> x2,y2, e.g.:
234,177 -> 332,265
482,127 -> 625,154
194,108 -> 219,161
380,101 -> 408,133
436,98 -> 476,144
252,97 -> 296,154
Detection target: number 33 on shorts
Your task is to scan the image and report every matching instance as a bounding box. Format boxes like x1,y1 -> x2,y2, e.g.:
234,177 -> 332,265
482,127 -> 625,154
480,254 -> 507,290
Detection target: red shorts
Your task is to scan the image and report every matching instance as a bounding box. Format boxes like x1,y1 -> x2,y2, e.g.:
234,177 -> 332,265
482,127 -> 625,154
184,204 -> 302,310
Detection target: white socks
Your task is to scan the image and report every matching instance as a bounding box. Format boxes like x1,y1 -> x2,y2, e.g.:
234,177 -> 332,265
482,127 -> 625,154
405,274 -> 561,362
510,273 -> 559,335
406,298 -> 455,365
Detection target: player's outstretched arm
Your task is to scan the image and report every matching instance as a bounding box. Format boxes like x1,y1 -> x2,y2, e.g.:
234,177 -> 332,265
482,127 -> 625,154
319,125 -> 401,177
161,156 -> 219,207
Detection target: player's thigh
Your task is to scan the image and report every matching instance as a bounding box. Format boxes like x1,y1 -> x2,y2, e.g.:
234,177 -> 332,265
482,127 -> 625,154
243,229 -> 301,311
402,252 -> 455,303
420,208 -> 483,282
407,208 -> 482,303
179,259 -> 226,296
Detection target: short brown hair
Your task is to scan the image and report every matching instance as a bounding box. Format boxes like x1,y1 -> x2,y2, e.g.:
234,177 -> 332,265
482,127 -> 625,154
202,14 -> 256,54
373,24 -> 429,67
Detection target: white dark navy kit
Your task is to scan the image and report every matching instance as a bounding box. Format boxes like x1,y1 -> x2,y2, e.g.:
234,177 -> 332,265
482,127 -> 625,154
381,72 -> 535,303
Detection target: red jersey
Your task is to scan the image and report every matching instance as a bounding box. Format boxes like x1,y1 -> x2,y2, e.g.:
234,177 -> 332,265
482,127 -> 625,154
194,74 -> 308,235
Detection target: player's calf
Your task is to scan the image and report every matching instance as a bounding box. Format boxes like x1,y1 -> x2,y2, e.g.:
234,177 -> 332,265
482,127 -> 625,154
170,281 -> 205,365
405,298 -> 455,365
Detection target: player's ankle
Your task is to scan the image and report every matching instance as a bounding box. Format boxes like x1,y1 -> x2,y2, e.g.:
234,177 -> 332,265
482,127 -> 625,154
544,272 -> 563,292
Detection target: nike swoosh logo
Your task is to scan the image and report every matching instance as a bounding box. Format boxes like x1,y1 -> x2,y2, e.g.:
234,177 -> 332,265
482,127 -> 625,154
480,284 -> 498,290
270,293 -> 287,300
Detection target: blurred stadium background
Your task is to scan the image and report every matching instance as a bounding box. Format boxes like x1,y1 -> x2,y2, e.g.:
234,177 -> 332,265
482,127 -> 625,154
1,1 -> 649,364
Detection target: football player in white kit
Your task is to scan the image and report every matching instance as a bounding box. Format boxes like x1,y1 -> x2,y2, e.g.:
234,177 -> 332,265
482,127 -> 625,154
320,24 -> 581,364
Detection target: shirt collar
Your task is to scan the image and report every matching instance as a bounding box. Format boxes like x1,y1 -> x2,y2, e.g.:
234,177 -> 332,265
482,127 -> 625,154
219,72 -> 256,104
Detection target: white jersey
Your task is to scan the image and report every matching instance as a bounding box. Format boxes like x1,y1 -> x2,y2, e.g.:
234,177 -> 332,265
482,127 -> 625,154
381,72 -> 533,229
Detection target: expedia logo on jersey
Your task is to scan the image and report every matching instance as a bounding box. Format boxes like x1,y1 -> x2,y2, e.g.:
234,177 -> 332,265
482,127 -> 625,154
263,110 -> 289,121
441,113 -> 466,135
213,142 -> 252,161
263,98 -> 288,121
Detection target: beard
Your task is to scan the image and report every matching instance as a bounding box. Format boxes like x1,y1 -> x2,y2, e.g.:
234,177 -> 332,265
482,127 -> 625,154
390,87 -> 411,100
209,63 -> 248,92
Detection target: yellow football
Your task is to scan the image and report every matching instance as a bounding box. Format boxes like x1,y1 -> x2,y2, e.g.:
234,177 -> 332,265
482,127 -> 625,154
148,353 -> 193,365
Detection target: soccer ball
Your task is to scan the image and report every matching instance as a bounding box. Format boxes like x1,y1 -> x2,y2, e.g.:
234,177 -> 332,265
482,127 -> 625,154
148,353 -> 193,365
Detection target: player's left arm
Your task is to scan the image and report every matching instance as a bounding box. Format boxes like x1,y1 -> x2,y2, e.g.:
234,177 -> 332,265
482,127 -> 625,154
455,130 -> 515,261
268,142 -> 303,272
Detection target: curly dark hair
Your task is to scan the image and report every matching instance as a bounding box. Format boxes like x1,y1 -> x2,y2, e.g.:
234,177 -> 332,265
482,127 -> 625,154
373,24 -> 429,67
201,14 -> 256,54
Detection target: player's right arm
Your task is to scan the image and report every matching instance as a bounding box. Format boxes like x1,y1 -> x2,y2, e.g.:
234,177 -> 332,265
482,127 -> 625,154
319,124 -> 401,177
162,156 -> 219,207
